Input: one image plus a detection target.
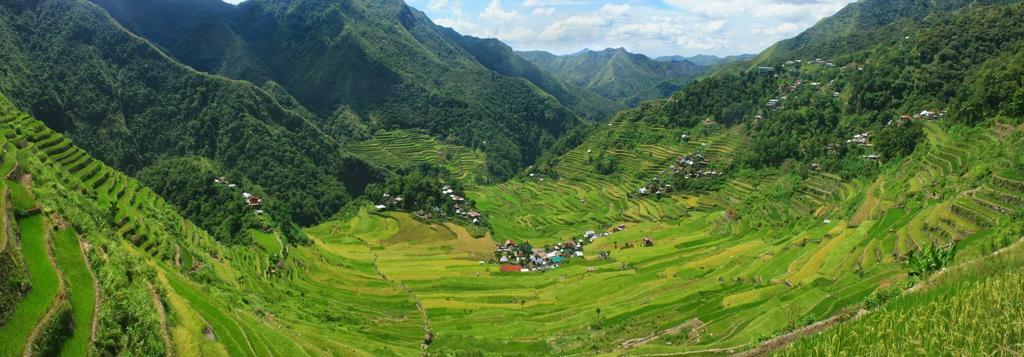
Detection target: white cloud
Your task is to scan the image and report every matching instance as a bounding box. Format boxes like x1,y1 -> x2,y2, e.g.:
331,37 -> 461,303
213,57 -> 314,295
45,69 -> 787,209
407,0 -> 856,56
599,4 -> 631,17
705,19 -> 726,32
521,0 -> 571,7
481,0 -> 520,23
532,7 -> 556,17
427,0 -> 448,11
662,0 -> 850,21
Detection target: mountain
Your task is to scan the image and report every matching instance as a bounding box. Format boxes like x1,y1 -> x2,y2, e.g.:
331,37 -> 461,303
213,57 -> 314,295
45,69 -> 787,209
517,48 -> 709,107
0,0 -> 375,227
2,0 -> 1024,355
656,54 -> 756,67
752,0 -> 1021,65
626,0 -> 1024,175
87,0 -> 623,177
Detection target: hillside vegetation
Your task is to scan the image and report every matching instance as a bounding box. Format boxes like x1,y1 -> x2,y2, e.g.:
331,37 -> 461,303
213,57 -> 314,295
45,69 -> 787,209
89,0 -> 619,178
519,48 -> 708,107
0,0 -> 375,227
0,0 -> 1023,355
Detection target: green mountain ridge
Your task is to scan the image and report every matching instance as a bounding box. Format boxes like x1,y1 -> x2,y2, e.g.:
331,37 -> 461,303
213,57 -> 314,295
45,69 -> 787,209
518,47 -> 709,107
89,0 -> 621,176
656,53 -> 756,67
0,0 -> 372,227
752,0 -> 1022,66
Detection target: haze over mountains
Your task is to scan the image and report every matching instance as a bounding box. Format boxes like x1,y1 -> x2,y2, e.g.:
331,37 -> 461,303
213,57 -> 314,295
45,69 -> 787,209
656,54 -> 756,67
0,0 -> 1023,355
517,48 -> 710,107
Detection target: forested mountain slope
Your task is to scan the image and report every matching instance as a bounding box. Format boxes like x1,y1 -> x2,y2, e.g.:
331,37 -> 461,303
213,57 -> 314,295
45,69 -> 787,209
88,0 -> 621,178
0,0 -> 373,227
617,1 -> 1024,178
519,48 -> 708,107
753,0 -> 1021,65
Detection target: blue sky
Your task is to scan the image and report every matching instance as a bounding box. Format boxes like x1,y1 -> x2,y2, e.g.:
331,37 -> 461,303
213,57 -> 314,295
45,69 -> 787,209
403,0 -> 858,57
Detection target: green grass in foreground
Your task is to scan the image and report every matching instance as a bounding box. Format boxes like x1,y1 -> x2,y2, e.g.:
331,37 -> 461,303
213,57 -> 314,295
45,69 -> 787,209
0,215 -> 56,356
52,228 -> 95,357
777,241 -> 1024,355
6,179 -> 36,211
250,230 -> 282,255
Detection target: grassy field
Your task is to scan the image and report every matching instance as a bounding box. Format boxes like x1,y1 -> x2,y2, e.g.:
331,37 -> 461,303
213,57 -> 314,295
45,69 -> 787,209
51,228 -> 96,357
1,95 -> 1023,355
0,214 -> 57,356
346,130 -> 489,183
778,240 -> 1024,355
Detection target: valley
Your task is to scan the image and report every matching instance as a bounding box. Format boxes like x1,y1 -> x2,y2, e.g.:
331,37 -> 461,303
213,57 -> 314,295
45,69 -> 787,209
0,0 -> 1022,355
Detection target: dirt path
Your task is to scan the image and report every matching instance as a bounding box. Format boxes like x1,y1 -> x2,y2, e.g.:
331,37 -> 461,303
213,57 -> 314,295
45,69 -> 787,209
351,235 -> 432,352
78,237 -> 101,345
0,187 -> 8,255
736,309 -> 865,357
24,221 -> 67,357
741,237 -> 1024,356
631,345 -> 750,356
146,282 -> 174,357
621,319 -> 703,350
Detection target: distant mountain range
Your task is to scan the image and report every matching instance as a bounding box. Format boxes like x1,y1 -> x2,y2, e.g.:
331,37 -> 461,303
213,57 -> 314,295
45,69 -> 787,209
655,54 -> 756,67
517,48 -> 711,107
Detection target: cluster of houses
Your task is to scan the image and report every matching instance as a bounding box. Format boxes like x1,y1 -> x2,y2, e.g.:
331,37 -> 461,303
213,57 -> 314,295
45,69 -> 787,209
844,133 -> 883,160
375,193 -> 404,210
492,225 -> 628,273
635,152 -> 722,198
848,132 -> 872,146
784,58 -> 836,67
377,185 -> 486,225
637,176 -> 670,197
886,110 -> 945,126
213,176 -> 263,214
441,185 -> 484,224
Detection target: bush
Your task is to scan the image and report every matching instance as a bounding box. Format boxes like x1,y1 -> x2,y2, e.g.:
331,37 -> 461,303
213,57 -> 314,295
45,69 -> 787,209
908,243 -> 957,277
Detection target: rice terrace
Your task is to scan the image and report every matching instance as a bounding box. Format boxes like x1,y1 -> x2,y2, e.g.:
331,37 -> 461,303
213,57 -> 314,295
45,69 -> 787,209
0,0 -> 1023,355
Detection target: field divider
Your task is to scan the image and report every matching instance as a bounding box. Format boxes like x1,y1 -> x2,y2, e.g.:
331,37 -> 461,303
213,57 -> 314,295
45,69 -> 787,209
23,219 -> 67,357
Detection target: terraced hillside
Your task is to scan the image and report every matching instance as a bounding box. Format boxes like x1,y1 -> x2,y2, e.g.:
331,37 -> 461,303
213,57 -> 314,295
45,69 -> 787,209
0,96 -> 427,355
442,119 -> 1023,354
346,130 -> 489,183
778,234 -> 1024,355
0,89 -> 1022,355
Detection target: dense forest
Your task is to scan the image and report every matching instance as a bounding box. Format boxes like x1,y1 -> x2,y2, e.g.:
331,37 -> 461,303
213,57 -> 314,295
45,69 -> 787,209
137,157 -> 308,245
89,0 -> 618,178
0,0 -> 382,226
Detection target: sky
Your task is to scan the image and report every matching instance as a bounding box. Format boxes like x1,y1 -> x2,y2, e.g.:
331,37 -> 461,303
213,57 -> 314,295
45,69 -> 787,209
219,0 -> 859,57
403,0 -> 858,57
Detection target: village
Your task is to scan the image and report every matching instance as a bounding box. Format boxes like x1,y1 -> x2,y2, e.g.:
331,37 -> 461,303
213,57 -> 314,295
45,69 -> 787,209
213,176 -> 264,214
488,223 -> 656,273
760,58 -> 948,164
375,184 -> 486,226
635,148 -> 723,198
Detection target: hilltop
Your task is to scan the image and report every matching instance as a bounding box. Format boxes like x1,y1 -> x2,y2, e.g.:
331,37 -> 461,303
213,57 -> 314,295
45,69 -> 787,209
88,0 -> 621,172
656,54 -> 756,67
518,48 -> 708,107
